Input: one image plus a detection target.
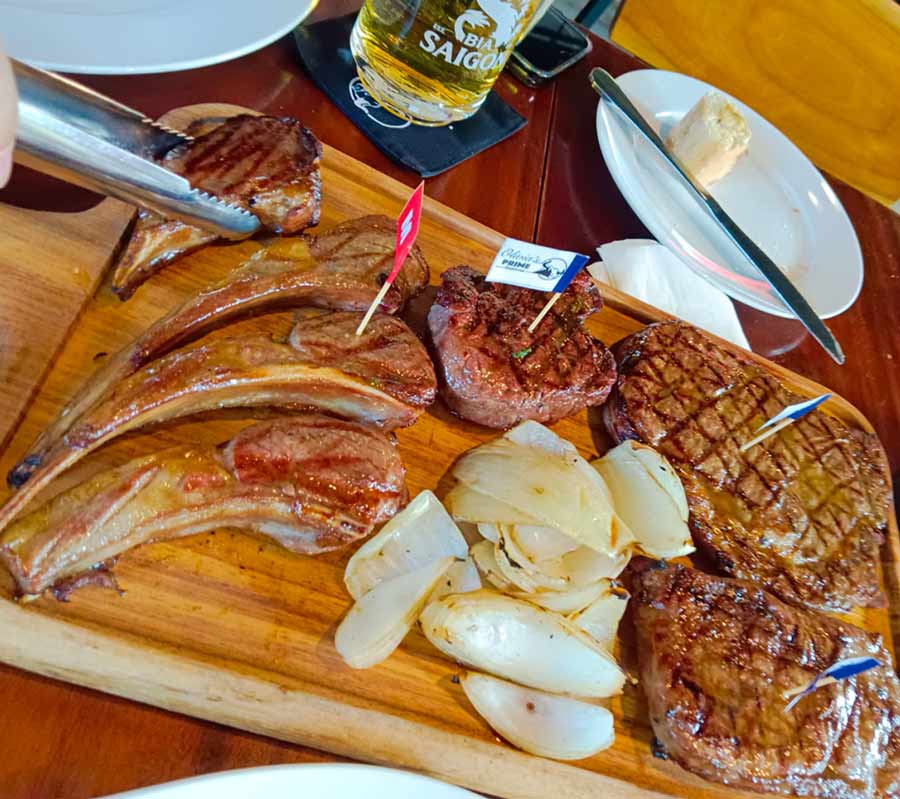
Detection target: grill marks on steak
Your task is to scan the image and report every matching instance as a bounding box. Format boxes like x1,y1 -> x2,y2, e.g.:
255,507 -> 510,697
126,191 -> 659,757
427,266 -> 616,428
289,312 -> 437,408
8,215 -> 429,490
604,322 -> 890,612
631,562 -> 900,798
0,416 -> 406,596
165,115 -> 321,234
0,312 -> 435,540
112,115 -> 322,299
303,214 -> 429,311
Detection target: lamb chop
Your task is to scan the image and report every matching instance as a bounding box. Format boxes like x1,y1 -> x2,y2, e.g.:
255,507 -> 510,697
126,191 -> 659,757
0,312 -> 435,536
112,115 -> 322,299
8,215 -> 429,489
604,321 -> 890,612
631,561 -> 900,798
0,416 -> 406,597
427,265 -> 616,428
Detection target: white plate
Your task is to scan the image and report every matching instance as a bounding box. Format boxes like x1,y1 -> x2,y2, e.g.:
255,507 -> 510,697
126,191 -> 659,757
99,764 -> 482,799
0,0 -> 317,75
596,69 -> 863,319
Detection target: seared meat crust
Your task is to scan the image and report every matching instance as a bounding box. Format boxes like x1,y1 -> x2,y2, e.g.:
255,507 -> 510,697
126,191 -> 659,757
0,312 -> 435,540
9,215 -> 428,489
428,266 -> 616,428
631,561 -> 900,799
1,416 -> 406,595
112,115 -> 322,298
605,322 -> 890,612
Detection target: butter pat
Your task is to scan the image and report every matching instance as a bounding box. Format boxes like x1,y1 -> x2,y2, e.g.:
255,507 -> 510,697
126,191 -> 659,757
665,91 -> 750,186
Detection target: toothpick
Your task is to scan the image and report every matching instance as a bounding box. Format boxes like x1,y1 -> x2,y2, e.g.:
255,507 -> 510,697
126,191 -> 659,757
783,676 -> 838,701
355,281 -> 392,337
528,292 -> 561,333
355,181 -> 424,337
781,656 -> 879,712
740,393 -> 832,453
739,417 -> 794,452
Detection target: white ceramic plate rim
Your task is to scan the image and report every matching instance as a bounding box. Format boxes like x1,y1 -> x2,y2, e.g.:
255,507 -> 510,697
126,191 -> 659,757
0,0 -> 317,75
595,69 -> 863,319
98,763 -> 483,799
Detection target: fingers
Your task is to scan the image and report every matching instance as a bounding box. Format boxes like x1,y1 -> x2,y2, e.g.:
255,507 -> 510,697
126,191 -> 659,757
0,48 -> 18,187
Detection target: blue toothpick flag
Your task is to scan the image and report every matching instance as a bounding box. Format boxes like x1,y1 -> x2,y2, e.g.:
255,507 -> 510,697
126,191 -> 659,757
487,238 -> 590,294
758,394 -> 832,432
784,656 -> 880,712
740,393 -> 832,453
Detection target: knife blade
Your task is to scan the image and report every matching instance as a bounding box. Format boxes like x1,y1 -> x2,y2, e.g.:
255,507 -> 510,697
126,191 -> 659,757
590,68 -> 844,365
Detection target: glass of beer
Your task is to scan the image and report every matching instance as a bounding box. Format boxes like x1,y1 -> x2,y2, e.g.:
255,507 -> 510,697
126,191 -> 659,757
350,0 -> 549,126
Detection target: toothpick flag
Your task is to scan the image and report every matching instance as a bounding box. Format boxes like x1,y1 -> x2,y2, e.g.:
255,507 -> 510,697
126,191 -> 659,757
740,393 -> 832,453
484,238 -> 590,333
355,181 -> 424,337
783,656 -> 880,712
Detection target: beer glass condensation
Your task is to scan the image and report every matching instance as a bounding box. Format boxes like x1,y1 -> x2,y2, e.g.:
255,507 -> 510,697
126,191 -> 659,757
350,0 -> 547,126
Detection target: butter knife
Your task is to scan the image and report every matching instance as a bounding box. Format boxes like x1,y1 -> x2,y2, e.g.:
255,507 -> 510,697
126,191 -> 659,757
590,68 -> 844,365
11,60 -> 259,240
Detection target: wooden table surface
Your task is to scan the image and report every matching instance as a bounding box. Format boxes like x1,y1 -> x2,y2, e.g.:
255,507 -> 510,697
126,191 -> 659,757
1,12 -> 899,798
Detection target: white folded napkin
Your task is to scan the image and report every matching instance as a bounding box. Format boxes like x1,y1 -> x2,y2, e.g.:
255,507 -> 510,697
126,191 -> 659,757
588,239 -> 751,350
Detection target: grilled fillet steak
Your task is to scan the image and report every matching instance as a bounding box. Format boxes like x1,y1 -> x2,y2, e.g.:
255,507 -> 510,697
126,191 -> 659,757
604,322 -> 890,612
427,265 -> 616,428
0,416 -> 406,596
8,215 -> 429,489
0,312 -> 435,537
112,115 -> 322,299
631,561 -> 900,798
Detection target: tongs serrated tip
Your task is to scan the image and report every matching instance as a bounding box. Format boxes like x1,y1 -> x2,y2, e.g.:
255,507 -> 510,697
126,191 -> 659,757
11,59 -> 259,240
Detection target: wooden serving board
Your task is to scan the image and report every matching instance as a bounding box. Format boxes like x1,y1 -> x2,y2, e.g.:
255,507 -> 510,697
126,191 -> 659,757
0,104 -> 897,799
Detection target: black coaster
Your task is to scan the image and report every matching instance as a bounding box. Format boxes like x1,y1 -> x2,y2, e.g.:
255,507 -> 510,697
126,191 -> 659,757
294,14 -> 527,177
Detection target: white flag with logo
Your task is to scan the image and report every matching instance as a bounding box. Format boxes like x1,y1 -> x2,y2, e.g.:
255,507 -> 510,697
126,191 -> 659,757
486,237 -> 590,293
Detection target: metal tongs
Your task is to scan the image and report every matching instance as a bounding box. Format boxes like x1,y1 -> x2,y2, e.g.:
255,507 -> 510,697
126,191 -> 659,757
11,60 -> 259,239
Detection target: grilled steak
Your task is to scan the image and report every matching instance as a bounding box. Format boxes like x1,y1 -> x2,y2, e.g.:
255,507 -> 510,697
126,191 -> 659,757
9,215 -> 429,489
0,416 -> 406,596
289,311 -> 437,408
112,114 -> 322,299
604,322 -> 890,612
427,265 -> 616,428
631,561 -> 900,798
0,312 -> 435,538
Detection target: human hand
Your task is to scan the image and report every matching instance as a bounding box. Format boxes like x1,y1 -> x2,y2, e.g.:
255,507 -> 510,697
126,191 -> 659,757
0,45 -> 17,187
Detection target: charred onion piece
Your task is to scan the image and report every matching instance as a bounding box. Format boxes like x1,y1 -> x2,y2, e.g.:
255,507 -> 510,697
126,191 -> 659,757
0,312 -> 435,534
10,215 -> 429,488
0,416 -> 406,596
112,115 -> 323,299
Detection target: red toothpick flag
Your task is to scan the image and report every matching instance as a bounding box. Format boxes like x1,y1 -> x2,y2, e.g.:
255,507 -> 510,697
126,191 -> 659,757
355,181 -> 425,336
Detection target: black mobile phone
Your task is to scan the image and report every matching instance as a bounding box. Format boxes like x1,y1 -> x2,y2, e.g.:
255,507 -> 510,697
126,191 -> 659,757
508,7 -> 592,87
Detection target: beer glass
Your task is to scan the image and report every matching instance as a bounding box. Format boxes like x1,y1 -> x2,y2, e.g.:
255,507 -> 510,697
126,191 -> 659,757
350,0 -> 549,126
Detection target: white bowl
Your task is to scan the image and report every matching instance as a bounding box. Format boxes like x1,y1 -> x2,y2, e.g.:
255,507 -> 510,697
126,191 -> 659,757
596,69 -> 863,319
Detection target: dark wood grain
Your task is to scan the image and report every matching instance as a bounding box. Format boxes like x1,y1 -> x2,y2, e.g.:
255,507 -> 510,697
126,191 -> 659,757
0,15 -> 899,799
536,44 -> 900,480
74,36 -> 555,243
0,663 -> 345,799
